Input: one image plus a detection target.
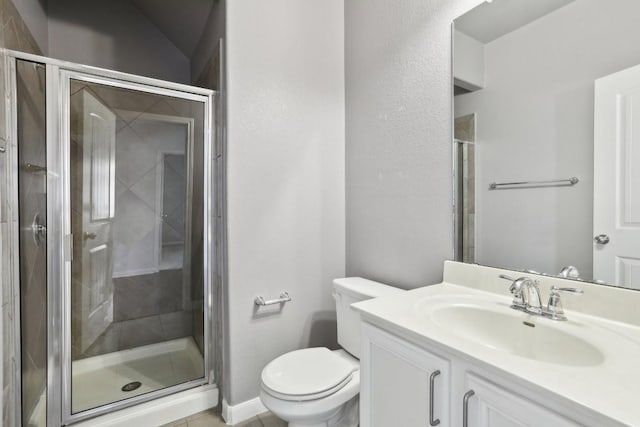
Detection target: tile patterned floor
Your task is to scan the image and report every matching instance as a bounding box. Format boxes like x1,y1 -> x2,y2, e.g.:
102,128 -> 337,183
162,409 -> 286,427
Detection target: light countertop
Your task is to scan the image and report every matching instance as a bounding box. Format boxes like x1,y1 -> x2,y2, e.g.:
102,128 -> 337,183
353,281 -> 640,427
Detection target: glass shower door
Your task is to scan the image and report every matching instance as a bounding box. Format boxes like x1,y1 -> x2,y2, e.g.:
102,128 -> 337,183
60,72 -> 212,421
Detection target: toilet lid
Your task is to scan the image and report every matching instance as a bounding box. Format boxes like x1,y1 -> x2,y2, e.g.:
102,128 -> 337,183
261,348 -> 356,400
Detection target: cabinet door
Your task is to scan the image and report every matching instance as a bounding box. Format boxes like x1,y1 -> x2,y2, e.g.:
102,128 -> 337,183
461,374 -> 581,427
360,323 -> 449,427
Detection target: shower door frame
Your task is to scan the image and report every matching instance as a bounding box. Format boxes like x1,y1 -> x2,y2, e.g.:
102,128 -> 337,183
3,49 -> 216,426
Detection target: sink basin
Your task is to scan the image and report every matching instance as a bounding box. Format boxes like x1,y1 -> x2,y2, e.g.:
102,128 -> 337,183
430,304 -> 605,367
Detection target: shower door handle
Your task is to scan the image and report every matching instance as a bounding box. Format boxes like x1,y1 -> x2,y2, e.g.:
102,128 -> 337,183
83,232 -> 97,240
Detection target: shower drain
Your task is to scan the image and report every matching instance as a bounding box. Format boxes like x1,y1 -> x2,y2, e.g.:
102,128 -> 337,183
121,381 -> 142,392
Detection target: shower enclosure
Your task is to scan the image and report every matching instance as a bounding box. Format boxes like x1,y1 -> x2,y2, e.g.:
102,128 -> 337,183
3,49 -> 217,425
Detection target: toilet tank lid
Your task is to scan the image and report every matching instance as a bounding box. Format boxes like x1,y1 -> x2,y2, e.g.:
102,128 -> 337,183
333,277 -> 403,299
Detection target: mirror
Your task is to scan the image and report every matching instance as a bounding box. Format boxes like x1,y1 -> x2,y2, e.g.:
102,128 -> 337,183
453,0 -> 640,290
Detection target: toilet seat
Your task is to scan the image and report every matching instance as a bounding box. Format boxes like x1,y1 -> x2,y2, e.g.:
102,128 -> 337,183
261,348 -> 357,401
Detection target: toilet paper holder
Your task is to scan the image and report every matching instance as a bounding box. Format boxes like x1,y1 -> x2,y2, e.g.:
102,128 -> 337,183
254,292 -> 292,306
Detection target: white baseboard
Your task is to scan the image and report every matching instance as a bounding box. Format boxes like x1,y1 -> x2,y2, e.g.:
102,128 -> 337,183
75,384 -> 218,427
222,397 -> 267,425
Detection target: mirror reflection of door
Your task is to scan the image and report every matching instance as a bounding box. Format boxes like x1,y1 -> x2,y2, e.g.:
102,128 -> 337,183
78,90 -> 116,353
594,64 -> 640,288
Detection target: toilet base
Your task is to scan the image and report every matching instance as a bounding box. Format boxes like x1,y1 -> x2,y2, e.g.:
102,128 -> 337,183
286,396 -> 358,427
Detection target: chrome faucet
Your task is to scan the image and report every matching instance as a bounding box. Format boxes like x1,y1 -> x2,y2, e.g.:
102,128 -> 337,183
499,275 -> 583,321
499,275 -> 542,314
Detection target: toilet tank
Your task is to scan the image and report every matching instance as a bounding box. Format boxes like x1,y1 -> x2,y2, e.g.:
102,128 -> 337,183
333,277 -> 403,358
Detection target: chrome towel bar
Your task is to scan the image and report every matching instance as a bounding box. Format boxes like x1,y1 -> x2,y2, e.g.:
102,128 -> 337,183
489,176 -> 578,190
254,292 -> 291,306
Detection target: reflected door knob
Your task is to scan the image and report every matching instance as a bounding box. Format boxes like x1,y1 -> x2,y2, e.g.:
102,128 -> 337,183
594,234 -> 610,245
83,232 -> 97,240
31,213 -> 46,245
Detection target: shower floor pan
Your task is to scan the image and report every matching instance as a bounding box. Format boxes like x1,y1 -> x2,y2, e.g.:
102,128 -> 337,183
71,336 -> 204,414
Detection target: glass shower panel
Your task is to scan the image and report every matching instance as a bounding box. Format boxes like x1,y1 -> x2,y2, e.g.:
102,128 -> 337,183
17,59 -> 47,427
68,79 -> 206,414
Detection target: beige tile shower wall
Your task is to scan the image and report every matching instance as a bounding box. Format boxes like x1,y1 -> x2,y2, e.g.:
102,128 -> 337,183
1,0 -> 42,55
1,1 -> 45,425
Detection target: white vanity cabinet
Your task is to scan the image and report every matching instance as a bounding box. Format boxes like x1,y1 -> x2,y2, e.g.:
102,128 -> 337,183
360,323 -> 450,427
360,323 -> 582,427
462,374 -> 580,427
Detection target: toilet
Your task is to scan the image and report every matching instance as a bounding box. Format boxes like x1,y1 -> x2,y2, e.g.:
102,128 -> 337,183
260,277 -> 403,427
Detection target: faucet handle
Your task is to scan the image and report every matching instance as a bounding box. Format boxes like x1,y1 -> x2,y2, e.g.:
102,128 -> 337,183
545,286 -> 583,321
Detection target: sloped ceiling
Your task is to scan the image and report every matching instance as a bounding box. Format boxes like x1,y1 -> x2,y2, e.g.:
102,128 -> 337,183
131,0 -> 214,58
455,0 -> 575,43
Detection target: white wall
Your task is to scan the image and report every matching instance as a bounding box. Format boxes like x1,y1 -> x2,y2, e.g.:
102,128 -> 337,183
225,0 -> 345,406
10,0 -> 48,54
454,30 -> 485,90
345,0 -> 483,289
455,0 -> 640,278
47,0 -> 190,84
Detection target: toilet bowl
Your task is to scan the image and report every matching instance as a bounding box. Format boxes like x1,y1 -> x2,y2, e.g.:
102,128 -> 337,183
259,278 -> 403,427
260,348 -> 359,427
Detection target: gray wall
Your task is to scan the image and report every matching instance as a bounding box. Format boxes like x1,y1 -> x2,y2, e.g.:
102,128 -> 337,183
47,0 -> 190,84
225,0 -> 345,406
345,0 -> 483,289
455,0 -> 640,279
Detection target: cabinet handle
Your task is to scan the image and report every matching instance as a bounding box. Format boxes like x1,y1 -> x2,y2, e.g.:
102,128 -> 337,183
429,370 -> 441,426
462,389 -> 475,427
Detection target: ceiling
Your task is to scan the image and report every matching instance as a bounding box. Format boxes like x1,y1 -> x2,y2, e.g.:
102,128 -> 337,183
131,0 -> 215,58
454,0 -> 575,44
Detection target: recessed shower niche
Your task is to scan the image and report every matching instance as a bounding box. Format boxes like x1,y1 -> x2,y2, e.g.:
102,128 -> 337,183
7,50 -> 217,425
